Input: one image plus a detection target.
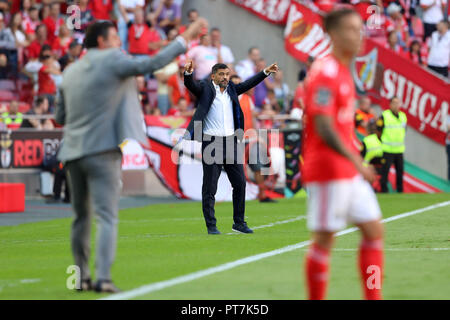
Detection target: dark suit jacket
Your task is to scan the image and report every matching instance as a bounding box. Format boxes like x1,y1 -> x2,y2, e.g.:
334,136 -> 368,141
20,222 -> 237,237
183,71 -> 268,141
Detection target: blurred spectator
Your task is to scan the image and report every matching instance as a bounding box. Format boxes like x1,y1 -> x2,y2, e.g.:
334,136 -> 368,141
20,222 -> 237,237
0,12 -> 15,49
427,20 -> 450,77
1,100 -> 23,127
39,4 -> 50,22
180,8 -> 200,46
355,96 -> 376,135
22,5 -> 40,39
154,0 -> 182,35
0,11 -> 18,78
42,2 -> 64,44
52,23 -> 72,59
9,12 -> 29,48
89,0 -> 114,21
385,2 -> 410,48
253,57 -> 274,109
38,51 -> 61,108
167,97 -> 194,117
167,62 -> 191,108
263,89 -> 282,114
385,30 -> 407,56
209,27 -> 235,69
126,7 -> 154,56
27,24 -> 50,60
292,69 -> 306,111
272,69 -> 290,112
59,40 -> 82,71
20,95 -> 54,129
407,39 -> 427,65
118,0 -> 145,50
154,58 -> 179,115
0,0 -> 10,23
144,10 -> 164,56
420,0 -> 446,41
186,33 -> 218,80
236,46 -> 260,80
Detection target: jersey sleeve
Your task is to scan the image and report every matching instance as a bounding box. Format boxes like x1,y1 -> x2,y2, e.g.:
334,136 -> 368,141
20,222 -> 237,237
306,71 -> 337,117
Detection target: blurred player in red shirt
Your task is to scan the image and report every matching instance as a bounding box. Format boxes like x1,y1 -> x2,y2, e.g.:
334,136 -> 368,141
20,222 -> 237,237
302,8 -> 384,300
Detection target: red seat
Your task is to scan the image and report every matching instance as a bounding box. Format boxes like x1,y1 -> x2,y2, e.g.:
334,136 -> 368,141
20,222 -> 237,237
0,183 -> 25,213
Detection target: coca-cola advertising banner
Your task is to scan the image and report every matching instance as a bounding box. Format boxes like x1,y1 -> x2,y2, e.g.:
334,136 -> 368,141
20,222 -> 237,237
227,0 -> 292,24
232,0 -> 450,145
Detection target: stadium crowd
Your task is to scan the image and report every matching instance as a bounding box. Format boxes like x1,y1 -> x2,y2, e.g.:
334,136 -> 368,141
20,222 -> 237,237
0,0 -> 448,132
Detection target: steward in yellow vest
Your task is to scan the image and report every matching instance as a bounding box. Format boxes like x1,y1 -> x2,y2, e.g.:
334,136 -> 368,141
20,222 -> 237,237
379,97 -> 407,193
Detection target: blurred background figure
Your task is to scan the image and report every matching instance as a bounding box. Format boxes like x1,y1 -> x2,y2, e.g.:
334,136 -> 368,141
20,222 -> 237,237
355,96 -> 376,136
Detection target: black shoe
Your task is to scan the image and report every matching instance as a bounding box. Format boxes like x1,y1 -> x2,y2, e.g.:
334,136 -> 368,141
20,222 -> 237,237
259,197 -> 277,203
76,278 -> 94,292
207,226 -> 221,235
94,280 -> 121,293
45,197 -> 61,204
232,223 -> 254,234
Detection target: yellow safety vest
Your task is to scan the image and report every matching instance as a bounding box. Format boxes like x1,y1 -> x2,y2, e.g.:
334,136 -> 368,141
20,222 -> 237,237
1,112 -> 23,126
363,133 -> 383,164
381,109 -> 407,154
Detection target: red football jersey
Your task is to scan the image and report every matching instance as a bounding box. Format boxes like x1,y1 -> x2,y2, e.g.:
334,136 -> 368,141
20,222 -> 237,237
302,55 -> 359,183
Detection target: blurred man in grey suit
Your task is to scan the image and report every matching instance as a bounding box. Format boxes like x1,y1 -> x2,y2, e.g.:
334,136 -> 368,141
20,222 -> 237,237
55,19 -> 206,293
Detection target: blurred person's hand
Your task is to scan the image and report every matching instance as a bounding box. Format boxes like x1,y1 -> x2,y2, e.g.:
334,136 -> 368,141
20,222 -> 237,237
264,63 -> 279,75
0,54 -> 7,67
184,60 -> 194,74
351,153 -> 377,183
181,18 -> 209,42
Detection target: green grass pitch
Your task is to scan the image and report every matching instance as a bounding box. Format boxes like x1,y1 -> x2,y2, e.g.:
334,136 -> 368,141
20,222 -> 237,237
0,193 -> 449,300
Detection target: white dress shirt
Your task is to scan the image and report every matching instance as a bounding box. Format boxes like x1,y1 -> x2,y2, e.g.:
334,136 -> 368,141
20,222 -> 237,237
427,30 -> 450,68
203,82 -> 235,136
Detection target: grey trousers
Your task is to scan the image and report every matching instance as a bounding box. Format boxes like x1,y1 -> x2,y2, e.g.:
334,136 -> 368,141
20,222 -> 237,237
65,149 -> 122,281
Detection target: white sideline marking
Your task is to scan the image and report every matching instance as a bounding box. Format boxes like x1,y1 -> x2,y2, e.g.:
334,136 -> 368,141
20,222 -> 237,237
100,200 -> 450,300
299,248 -> 450,252
226,216 -> 306,235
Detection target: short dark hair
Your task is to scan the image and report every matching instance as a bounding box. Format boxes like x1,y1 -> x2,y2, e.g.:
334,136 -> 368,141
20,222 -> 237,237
210,27 -> 220,33
248,47 -> 259,55
187,9 -> 198,16
211,63 -> 229,74
230,75 -> 240,81
390,96 -> 399,103
84,21 -> 115,49
323,8 -> 359,33
35,96 -> 47,107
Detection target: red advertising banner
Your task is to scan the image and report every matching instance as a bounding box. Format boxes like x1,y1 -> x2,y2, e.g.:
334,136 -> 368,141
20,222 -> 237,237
236,0 -> 449,145
284,2 -> 331,61
227,0 -> 292,25
355,40 -> 449,146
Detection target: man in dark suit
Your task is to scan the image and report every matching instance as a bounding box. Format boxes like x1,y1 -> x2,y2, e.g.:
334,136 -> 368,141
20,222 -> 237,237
182,60 -> 279,234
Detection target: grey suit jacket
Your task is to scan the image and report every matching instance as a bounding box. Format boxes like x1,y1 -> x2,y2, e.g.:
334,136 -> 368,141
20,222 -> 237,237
56,38 -> 186,162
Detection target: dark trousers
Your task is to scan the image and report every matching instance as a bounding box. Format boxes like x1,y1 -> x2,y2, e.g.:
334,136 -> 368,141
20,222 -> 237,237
201,135 -> 246,229
380,152 -> 404,193
447,144 -> 450,181
53,168 -> 70,201
427,65 -> 449,78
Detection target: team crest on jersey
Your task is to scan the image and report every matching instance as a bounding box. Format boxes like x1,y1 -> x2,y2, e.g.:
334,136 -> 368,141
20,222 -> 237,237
314,87 -> 331,107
